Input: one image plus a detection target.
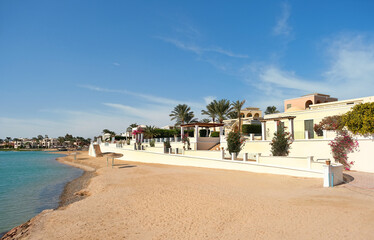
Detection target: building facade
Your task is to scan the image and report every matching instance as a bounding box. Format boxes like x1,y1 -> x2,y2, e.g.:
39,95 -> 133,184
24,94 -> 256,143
263,94 -> 374,140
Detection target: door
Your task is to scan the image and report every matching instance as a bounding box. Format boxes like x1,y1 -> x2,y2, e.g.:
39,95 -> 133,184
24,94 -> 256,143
304,120 -> 314,139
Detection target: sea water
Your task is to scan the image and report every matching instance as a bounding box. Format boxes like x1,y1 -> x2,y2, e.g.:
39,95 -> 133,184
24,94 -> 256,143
0,151 -> 83,235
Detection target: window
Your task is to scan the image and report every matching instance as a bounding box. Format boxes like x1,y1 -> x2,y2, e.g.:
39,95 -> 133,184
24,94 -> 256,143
287,104 -> 292,109
304,120 -> 314,139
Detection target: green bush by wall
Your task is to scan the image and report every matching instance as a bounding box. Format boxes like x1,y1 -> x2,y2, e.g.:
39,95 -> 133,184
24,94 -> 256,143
242,124 -> 261,134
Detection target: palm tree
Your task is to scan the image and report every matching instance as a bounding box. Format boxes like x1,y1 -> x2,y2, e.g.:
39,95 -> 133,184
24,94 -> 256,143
265,106 -> 280,114
144,125 -> 158,139
127,123 -> 138,132
232,100 -> 246,133
201,102 -> 217,123
201,118 -> 211,123
212,99 -> 232,123
169,104 -> 194,125
227,111 -> 238,119
102,129 -> 116,136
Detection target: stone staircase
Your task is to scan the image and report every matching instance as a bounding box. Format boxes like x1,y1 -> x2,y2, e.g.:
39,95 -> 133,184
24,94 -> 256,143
209,143 -> 221,151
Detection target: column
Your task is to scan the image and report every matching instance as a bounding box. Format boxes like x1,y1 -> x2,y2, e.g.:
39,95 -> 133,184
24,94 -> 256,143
274,120 -> 278,134
194,125 -> 199,141
194,125 -> 199,150
288,118 -> 294,139
261,121 -> 266,141
181,127 -> 184,138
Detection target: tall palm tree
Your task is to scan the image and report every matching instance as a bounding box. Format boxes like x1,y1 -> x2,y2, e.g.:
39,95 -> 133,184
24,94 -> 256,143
231,100 -> 246,133
265,106 -> 280,114
227,111 -> 238,119
169,104 -> 194,125
212,99 -> 232,123
201,102 -> 217,123
184,112 -> 198,124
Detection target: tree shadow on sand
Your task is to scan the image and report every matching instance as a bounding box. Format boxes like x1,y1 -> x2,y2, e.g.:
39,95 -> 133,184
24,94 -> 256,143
113,164 -> 137,169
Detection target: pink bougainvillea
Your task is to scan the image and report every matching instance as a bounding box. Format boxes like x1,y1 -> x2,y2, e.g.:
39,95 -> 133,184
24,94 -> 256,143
328,130 -> 359,170
132,128 -> 143,136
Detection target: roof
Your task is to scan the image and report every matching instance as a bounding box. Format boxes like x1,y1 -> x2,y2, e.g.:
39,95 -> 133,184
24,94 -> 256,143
260,116 -> 296,122
301,93 -> 331,97
180,122 -> 225,128
242,107 -> 260,111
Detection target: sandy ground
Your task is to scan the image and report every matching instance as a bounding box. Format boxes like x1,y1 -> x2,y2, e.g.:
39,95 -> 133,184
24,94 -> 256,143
4,151 -> 374,239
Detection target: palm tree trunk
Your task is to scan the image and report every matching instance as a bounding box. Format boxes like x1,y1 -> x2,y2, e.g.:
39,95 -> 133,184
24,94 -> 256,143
238,117 -> 241,134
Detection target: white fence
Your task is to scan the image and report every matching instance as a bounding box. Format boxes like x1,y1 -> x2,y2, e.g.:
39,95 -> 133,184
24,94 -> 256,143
99,144 -> 341,185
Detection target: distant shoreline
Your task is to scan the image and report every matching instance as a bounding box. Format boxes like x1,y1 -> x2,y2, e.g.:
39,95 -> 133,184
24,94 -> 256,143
0,149 -> 43,152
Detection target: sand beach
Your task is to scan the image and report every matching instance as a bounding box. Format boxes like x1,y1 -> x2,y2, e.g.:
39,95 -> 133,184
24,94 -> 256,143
2,151 -> 374,239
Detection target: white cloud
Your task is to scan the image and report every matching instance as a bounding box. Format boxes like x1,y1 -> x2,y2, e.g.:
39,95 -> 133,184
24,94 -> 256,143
245,34 -> 374,104
113,62 -> 120,66
273,2 -> 292,36
79,84 -> 204,108
157,37 -> 249,59
1,105 -> 172,138
323,35 -> 374,98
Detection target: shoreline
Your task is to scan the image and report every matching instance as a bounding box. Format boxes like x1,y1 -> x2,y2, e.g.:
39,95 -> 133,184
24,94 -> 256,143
1,151 -> 95,240
56,155 -> 96,208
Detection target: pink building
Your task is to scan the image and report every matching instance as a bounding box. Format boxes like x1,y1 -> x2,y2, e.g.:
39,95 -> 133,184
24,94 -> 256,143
284,93 -> 338,112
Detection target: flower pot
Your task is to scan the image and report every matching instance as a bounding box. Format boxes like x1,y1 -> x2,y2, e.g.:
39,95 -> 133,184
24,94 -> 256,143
325,160 -> 331,165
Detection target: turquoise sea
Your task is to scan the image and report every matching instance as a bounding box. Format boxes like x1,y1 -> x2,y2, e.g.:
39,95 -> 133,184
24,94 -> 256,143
0,151 -> 83,236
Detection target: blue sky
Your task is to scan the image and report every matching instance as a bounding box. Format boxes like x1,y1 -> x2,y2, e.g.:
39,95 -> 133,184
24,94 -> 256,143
2,0 -> 374,138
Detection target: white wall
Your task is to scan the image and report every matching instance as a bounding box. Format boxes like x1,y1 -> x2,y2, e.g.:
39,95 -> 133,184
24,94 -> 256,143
100,144 -> 324,179
241,139 -> 374,173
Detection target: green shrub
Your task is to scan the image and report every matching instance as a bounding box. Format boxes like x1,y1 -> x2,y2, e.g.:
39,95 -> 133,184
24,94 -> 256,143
115,136 -> 127,140
210,131 -> 220,137
149,139 -> 155,147
153,129 -> 185,138
164,140 -> 171,148
342,102 -> 374,135
226,132 -> 243,154
186,129 -> 194,137
242,124 -> 261,134
163,140 -> 171,153
270,126 -> 292,156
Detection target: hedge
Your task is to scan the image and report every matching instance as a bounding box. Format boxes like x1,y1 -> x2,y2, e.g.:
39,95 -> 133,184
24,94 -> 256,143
210,131 -> 220,137
150,128 -> 195,138
242,124 -> 261,134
